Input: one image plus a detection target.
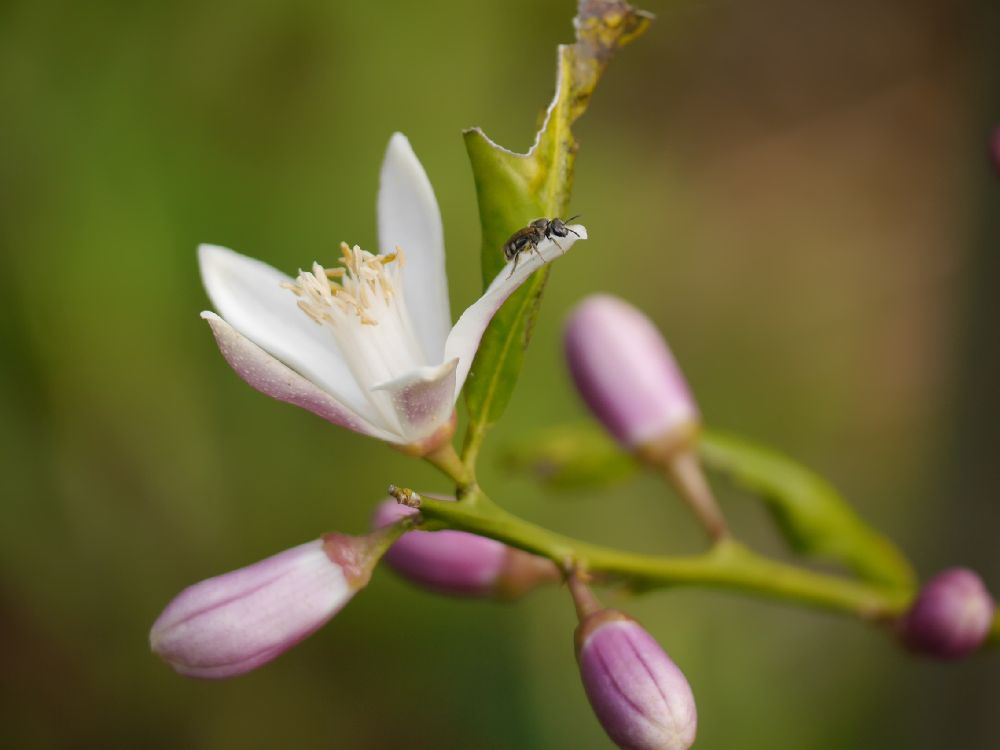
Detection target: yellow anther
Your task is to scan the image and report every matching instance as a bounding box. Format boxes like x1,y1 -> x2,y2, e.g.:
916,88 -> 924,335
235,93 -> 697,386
283,241 -> 406,329
296,300 -> 322,323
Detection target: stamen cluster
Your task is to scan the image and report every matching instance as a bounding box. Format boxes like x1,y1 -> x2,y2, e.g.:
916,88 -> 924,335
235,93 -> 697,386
282,243 -> 405,328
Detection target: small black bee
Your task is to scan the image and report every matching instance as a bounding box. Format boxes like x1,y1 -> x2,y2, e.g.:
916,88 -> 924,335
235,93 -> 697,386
503,215 -> 581,276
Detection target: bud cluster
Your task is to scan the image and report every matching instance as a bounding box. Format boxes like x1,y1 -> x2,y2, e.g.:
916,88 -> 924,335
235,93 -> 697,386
130,0 -> 1000,738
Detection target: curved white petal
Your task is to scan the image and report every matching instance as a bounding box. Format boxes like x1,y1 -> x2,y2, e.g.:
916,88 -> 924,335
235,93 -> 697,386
202,313 -> 401,442
199,244 -> 377,423
444,225 -> 587,395
377,133 -> 450,363
371,358 -> 458,444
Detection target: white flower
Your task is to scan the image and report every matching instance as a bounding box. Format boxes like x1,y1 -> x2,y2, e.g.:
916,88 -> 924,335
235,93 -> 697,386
199,133 -> 586,452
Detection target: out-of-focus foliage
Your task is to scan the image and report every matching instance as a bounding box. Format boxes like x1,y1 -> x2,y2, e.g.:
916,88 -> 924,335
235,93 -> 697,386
699,431 -> 914,590
504,420 -> 639,490
505,420 -> 915,590
1,0 -> 997,748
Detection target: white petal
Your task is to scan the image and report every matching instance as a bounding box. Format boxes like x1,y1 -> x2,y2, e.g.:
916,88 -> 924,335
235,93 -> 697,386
371,358 -> 458,444
198,244 -> 377,423
445,225 -> 587,394
202,312 -> 400,443
377,133 -> 451,363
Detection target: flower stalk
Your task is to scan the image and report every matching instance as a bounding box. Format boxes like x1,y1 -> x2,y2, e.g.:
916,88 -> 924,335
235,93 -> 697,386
422,441 -> 475,492
651,448 -> 730,543
413,490 -> 914,621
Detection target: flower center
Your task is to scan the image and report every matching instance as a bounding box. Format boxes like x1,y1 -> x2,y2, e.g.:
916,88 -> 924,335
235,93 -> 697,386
282,242 -> 405,328
282,243 -> 428,434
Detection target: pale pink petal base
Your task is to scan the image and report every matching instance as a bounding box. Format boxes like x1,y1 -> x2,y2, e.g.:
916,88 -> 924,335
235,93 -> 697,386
202,312 -> 398,442
198,244 -> 371,418
371,358 -> 458,444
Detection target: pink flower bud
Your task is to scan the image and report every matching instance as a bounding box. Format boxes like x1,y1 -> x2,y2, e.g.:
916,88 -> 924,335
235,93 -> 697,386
576,610 -> 697,750
372,499 -> 558,599
898,567 -> 995,659
564,294 -> 699,452
150,533 -> 380,678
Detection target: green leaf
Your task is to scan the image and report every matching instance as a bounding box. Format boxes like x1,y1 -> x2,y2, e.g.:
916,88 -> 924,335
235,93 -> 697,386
461,1 -> 653,465
699,430 -> 915,591
504,421 -> 639,491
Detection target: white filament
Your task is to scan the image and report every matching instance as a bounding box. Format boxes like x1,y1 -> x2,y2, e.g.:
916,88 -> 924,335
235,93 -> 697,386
282,243 -> 428,433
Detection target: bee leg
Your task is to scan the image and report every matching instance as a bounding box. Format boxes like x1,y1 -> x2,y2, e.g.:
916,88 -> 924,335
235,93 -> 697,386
548,237 -> 564,253
507,253 -> 520,279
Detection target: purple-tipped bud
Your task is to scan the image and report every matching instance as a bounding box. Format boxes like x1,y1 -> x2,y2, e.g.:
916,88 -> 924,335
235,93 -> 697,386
373,499 -> 559,599
576,610 -> 697,750
565,294 -> 699,453
150,533 -> 380,678
898,567 -> 995,659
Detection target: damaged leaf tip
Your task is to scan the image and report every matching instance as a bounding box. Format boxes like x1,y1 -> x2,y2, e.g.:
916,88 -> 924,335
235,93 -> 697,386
574,1 -> 655,60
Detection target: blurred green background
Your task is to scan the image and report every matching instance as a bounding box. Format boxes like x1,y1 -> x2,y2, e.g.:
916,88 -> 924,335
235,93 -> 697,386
1,0 -> 997,747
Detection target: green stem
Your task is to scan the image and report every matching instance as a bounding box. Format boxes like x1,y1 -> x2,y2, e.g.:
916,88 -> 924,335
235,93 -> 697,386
566,571 -> 603,621
424,441 -> 475,492
416,491 -> 911,620
658,449 -> 730,543
460,419 -> 488,477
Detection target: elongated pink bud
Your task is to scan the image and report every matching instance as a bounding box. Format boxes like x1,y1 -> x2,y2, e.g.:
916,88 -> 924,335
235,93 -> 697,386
576,610 -> 697,750
150,533 -> 381,679
565,294 -> 699,452
565,294 -> 729,540
372,499 -> 558,599
898,568 -> 995,659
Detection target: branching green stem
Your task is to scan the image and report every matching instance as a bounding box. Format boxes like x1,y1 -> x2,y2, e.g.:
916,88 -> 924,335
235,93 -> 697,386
415,489 -> 910,620
422,427 -> 1000,641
